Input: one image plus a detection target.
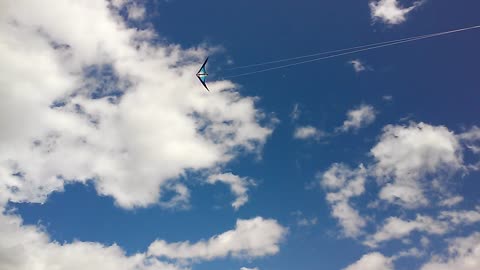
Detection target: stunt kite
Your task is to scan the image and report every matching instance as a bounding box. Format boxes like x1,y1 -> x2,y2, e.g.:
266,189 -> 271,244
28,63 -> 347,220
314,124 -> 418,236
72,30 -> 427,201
196,57 -> 209,91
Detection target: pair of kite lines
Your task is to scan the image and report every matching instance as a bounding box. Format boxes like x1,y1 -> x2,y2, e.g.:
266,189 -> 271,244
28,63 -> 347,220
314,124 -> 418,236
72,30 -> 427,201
196,24 -> 480,90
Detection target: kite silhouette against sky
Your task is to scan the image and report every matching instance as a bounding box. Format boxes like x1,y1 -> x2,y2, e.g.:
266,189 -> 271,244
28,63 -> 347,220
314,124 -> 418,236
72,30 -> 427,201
196,57 -> 209,91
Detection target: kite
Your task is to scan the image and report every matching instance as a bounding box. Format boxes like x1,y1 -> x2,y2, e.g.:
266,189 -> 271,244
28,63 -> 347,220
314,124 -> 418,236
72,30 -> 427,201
196,57 -> 209,91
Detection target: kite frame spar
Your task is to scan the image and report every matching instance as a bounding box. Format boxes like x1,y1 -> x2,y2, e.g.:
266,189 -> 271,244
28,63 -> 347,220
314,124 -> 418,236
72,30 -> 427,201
196,57 -> 209,91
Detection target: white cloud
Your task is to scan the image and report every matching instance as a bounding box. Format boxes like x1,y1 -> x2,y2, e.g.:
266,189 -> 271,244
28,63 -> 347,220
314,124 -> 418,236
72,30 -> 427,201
0,212 -> 185,270
291,211 -> 318,227
371,123 -> 463,208
337,105 -> 376,132
459,126 -> 480,154
127,3 -> 146,21
439,207 -> 480,225
349,59 -> 367,73
319,163 -> 367,237
382,95 -> 393,101
365,215 -> 449,247
421,232 -> 480,270
207,173 -> 255,210
343,252 -> 393,270
158,183 -> 190,209
394,247 -> 424,259
297,217 -> 318,227
365,207 -> 480,247
0,210 -> 287,270
293,126 -> 324,140
0,0 -> 273,209
148,217 -> 287,261
439,195 -> 464,207
370,0 -> 424,25
0,2 -> 285,269
420,236 -> 430,247
240,268 -> 259,270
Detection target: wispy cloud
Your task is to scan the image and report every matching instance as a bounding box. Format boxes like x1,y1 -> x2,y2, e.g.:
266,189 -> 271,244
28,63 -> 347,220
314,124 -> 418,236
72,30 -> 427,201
382,95 -> 393,102
337,104 -> 377,133
208,173 -> 255,210
439,195 -> 464,207
421,232 -> 480,270
294,125 -> 326,140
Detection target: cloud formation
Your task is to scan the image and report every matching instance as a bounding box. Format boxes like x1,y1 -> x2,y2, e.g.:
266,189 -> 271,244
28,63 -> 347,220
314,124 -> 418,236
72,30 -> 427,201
319,163 -> 368,237
439,195 -> 464,207
365,207 -> 480,247
208,173 -> 255,209
371,123 -> 463,208
370,0 -> 424,25
0,212 -> 185,270
337,105 -> 376,133
0,2 -> 284,269
343,252 -> 393,270
148,217 -> 287,260
0,0 -> 273,210
365,215 -> 449,247
421,232 -> 480,270
294,126 -> 325,140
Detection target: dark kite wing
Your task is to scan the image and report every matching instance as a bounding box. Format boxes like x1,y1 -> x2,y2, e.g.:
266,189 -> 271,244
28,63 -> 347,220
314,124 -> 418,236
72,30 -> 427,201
196,57 -> 209,91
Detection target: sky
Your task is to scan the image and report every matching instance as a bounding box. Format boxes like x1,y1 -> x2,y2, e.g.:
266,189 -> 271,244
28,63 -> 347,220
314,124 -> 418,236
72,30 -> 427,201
1,0 -> 480,270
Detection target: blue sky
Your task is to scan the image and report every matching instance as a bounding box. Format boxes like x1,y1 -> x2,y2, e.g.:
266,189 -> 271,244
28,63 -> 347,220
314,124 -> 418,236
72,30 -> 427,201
1,1 -> 480,270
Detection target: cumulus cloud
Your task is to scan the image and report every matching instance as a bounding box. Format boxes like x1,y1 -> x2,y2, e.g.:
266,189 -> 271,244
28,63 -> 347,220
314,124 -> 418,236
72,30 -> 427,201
421,232 -> 480,270
318,163 -> 367,237
207,173 -> 255,210
293,126 -> 325,140
0,2 -> 286,269
343,252 -> 393,270
0,0 -> 273,209
371,123 -> 463,208
365,215 -> 449,247
0,211 -> 287,270
370,0 -> 424,25
0,212 -> 185,270
365,207 -> 480,247
337,104 -> 376,133
148,217 -> 287,261
240,268 -> 259,270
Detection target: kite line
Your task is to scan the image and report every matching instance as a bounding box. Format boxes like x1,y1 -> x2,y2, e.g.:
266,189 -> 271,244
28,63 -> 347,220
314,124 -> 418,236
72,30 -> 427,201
222,24 -> 480,79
